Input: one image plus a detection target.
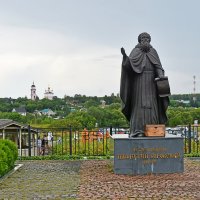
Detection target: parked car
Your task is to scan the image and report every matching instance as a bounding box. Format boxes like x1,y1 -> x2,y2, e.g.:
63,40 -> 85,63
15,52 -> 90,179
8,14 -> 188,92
181,131 -> 198,139
166,127 -> 182,136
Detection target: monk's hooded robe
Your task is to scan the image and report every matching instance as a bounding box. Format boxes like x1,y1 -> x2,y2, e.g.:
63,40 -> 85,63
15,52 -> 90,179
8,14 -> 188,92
120,45 -> 169,135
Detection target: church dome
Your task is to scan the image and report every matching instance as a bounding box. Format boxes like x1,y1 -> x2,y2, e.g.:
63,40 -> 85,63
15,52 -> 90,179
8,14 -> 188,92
31,82 -> 35,87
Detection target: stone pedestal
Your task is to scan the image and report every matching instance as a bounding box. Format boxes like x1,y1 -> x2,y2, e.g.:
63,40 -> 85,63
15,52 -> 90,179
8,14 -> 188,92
114,137 -> 184,175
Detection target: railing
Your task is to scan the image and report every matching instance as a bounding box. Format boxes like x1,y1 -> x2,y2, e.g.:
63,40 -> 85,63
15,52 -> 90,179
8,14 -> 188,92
20,126 -> 126,157
165,124 -> 200,154
18,125 -> 200,157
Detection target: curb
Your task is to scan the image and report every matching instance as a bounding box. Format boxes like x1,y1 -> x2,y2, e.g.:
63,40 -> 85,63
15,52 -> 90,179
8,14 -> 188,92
187,157 -> 200,161
0,164 -> 23,183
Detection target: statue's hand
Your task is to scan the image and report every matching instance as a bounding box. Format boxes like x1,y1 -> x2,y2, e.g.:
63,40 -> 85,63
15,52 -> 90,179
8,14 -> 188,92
121,47 -> 126,57
159,75 -> 167,79
155,76 -> 168,81
158,75 -> 164,79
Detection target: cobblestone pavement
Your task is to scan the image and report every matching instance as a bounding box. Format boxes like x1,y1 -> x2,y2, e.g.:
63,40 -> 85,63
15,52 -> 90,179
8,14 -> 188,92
0,159 -> 200,199
78,158 -> 200,200
0,160 -> 81,199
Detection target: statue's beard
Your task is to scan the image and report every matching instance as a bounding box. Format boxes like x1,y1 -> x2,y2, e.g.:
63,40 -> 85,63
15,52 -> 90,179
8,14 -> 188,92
140,41 -> 151,52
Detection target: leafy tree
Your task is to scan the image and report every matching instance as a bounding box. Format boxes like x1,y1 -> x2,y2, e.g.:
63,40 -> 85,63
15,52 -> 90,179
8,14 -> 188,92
0,112 -> 27,123
84,100 -> 100,108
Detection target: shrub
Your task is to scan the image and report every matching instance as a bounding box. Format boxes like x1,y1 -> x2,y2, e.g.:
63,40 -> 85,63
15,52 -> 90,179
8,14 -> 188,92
0,140 -> 18,160
185,153 -> 200,157
19,154 -> 112,160
0,143 -> 14,169
0,139 -> 18,177
0,148 -> 9,177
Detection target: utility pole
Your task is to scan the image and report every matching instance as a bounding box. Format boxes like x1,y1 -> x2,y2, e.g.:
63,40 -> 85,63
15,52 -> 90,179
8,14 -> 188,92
193,75 -> 196,102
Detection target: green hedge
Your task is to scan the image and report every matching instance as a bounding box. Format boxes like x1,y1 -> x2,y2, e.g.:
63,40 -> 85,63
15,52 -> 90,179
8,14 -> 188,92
0,139 -> 18,177
184,153 -> 200,157
19,155 -> 112,160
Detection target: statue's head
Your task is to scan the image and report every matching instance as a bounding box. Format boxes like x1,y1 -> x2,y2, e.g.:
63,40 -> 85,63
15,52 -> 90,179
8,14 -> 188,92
138,32 -> 151,44
137,32 -> 151,52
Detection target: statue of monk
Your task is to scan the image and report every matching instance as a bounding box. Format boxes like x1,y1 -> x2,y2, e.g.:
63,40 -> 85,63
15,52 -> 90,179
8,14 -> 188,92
120,32 -> 170,137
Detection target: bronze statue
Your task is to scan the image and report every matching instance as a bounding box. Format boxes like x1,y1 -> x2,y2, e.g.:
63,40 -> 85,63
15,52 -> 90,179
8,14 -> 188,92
120,32 -> 170,137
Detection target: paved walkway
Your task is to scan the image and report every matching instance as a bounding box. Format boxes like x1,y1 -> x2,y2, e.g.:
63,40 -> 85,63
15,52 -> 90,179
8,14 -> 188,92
0,160 -> 81,199
0,159 -> 200,199
78,159 -> 200,200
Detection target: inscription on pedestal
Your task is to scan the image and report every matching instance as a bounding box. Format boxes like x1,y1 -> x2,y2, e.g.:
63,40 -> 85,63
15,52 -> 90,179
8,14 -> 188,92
114,137 -> 184,175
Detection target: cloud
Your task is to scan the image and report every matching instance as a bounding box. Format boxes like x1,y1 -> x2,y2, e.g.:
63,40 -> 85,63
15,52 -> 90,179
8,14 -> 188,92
0,25 -> 121,98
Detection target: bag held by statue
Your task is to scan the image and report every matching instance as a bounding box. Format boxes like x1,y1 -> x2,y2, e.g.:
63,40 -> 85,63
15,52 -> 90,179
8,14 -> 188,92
155,76 -> 170,97
145,124 -> 165,137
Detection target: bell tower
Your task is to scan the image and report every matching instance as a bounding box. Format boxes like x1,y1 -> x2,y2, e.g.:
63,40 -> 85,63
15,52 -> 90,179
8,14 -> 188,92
31,82 -> 37,100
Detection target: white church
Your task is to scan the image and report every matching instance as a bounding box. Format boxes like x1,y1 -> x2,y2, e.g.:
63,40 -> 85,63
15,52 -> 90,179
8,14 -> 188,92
31,82 -> 38,100
44,86 -> 54,100
31,82 -> 54,100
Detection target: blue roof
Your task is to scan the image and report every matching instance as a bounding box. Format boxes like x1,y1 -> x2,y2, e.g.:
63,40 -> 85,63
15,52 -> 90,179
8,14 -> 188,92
41,108 -> 51,113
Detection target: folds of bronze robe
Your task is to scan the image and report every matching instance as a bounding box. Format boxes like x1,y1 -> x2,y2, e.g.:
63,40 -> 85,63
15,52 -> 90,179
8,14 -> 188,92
120,47 -> 169,135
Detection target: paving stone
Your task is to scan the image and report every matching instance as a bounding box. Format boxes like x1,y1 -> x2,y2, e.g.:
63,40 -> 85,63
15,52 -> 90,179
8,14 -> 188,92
0,158 -> 200,199
0,160 -> 82,199
78,158 -> 200,199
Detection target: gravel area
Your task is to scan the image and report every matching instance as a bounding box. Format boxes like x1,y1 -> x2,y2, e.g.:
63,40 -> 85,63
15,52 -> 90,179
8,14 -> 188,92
0,160 -> 82,199
0,159 -> 200,199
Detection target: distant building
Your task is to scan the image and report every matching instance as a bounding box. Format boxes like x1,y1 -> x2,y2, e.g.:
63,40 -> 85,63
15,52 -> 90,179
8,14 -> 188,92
40,108 -> 56,116
12,107 -> 27,116
80,107 -> 87,112
33,110 -> 42,116
175,100 -> 190,104
44,86 -> 54,100
31,82 -> 38,101
100,100 -> 106,108
70,107 -> 76,112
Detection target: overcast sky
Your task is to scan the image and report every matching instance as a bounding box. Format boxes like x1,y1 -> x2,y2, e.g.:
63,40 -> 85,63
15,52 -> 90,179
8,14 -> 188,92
0,0 -> 200,99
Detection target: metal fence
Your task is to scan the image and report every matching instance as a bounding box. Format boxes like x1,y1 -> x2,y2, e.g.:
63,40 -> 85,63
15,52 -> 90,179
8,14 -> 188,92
166,124 -> 200,154
22,126 -> 120,157
20,124 -> 200,157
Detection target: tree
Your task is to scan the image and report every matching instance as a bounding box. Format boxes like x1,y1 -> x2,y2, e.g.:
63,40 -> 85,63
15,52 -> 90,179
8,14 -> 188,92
84,100 -> 99,108
64,111 -> 96,129
0,112 -> 27,124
